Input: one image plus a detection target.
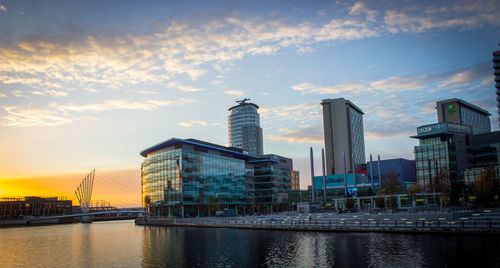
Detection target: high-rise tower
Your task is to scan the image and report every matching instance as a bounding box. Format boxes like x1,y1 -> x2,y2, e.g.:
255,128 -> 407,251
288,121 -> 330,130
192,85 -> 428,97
321,98 -> 366,175
493,45 -> 500,127
228,98 -> 263,155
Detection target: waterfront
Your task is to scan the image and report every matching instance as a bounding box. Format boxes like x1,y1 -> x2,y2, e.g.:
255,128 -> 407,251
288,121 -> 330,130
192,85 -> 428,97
1,220 -> 500,267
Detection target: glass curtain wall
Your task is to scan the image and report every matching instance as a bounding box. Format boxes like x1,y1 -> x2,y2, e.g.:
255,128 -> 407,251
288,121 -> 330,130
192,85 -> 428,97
142,147 -> 247,216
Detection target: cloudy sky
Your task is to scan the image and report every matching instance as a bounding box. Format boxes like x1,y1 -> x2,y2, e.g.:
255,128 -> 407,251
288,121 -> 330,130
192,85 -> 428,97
0,0 -> 498,206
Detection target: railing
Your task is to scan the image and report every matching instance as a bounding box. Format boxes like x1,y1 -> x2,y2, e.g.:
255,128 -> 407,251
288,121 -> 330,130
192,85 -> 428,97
140,216 -> 500,233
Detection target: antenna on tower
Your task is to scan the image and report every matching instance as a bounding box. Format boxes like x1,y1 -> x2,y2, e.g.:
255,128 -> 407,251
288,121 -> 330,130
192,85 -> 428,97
236,98 -> 250,104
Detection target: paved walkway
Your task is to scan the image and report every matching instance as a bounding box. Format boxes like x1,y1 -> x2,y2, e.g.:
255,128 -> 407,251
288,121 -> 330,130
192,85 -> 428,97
136,209 -> 500,234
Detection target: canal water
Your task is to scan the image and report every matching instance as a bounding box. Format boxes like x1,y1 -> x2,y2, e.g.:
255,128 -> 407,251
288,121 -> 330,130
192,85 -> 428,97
1,220 -> 500,267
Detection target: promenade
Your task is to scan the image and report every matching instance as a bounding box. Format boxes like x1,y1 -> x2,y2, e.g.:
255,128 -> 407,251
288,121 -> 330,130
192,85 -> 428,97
136,209 -> 500,234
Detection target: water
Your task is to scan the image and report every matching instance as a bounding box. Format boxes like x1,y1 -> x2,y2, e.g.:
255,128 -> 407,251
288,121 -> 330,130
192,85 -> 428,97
1,220 -> 500,267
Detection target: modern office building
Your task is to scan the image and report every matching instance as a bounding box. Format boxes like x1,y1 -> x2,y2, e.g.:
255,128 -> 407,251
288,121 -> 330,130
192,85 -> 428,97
251,154 -> 293,212
140,138 -> 292,217
436,98 -> 491,135
463,131 -> 500,185
494,47 -> 500,127
228,99 -> 263,155
321,98 -> 366,175
411,99 -> 497,200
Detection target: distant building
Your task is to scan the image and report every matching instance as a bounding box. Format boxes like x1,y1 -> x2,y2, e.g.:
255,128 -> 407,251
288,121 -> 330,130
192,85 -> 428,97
436,98 -> 491,135
367,158 -> 416,183
321,98 -> 366,175
291,170 -> 300,190
228,99 -> 263,155
493,47 -> 500,127
0,197 -> 72,219
140,138 -> 292,217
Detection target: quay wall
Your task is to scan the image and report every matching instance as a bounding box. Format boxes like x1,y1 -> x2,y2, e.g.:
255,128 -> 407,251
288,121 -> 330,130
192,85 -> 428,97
136,216 -> 500,234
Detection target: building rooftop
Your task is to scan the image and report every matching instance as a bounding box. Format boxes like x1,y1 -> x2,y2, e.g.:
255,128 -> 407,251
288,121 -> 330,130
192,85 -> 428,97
436,98 -> 491,116
228,99 -> 259,111
321,98 -> 364,114
140,138 -> 259,159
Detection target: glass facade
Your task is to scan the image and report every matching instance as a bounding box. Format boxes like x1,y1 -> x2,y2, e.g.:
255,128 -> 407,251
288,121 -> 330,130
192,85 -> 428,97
251,156 -> 292,212
414,138 -> 453,189
142,141 -> 249,216
349,107 -> 366,165
141,139 -> 292,216
416,122 -> 471,136
460,106 -> 490,135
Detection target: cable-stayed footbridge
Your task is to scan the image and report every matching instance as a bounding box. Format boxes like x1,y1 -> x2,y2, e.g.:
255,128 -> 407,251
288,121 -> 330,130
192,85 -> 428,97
28,169 -> 143,224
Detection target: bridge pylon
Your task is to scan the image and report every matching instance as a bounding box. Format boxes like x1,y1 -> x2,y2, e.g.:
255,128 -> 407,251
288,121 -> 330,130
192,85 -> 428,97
75,169 -> 95,215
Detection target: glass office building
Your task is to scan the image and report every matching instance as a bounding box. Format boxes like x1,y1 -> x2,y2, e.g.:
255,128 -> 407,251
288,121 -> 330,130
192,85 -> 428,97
141,138 -> 292,217
250,155 -> 292,213
411,122 -> 471,190
141,138 -> 256,217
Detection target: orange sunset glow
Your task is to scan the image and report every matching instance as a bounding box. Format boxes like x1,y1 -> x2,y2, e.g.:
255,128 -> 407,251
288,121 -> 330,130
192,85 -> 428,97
0,168 -> 141,208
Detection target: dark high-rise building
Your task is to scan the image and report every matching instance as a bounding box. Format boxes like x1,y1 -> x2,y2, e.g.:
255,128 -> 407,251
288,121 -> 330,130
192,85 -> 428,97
228,99 -> 263,155
493,47 -> 500,127
321,98 -> 366,175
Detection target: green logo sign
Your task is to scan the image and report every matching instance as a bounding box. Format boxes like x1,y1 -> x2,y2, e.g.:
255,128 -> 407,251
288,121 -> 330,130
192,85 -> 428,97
447,104 -> 455,115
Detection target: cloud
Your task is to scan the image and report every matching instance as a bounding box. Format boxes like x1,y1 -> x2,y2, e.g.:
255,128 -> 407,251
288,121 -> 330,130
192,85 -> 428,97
166,82 -> 204,92
0,1 -> 497,97
267,125 -> 323,144
0,5 -> 6,12
291,82 -> 366,95
260,102 -> 322,123
32,89 -> 68,97
55,98 -> 195,113
178,120 -> 208,127
370,75 -> 434,92
11,90 -> 28,98
1,98 -> 195,127
224,90 -> 245,96
136,90 -> 157,95
293,61 -> 493,96
1,106 -> 92,127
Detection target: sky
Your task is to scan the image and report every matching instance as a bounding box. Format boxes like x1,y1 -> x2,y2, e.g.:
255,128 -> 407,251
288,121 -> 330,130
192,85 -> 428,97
0,0 -> 499,207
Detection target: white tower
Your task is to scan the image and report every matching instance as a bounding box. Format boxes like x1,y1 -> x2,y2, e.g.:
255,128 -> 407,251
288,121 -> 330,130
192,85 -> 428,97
228,98 -> 263,155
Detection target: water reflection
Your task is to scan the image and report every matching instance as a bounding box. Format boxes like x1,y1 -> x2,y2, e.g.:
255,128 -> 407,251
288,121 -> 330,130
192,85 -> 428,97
1,221 -> 500,267
141,227 -> 500,267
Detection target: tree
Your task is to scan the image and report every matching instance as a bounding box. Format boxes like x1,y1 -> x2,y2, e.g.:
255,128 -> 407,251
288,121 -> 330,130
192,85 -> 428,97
473,166 -> 499,206
380,170 -> 400,195
427,167 -> 452,206
144,195 -> 151,215
345,198 -> 356,212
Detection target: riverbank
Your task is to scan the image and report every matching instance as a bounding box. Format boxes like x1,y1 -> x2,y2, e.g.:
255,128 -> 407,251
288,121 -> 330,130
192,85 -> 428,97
136,210 -> 500,234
